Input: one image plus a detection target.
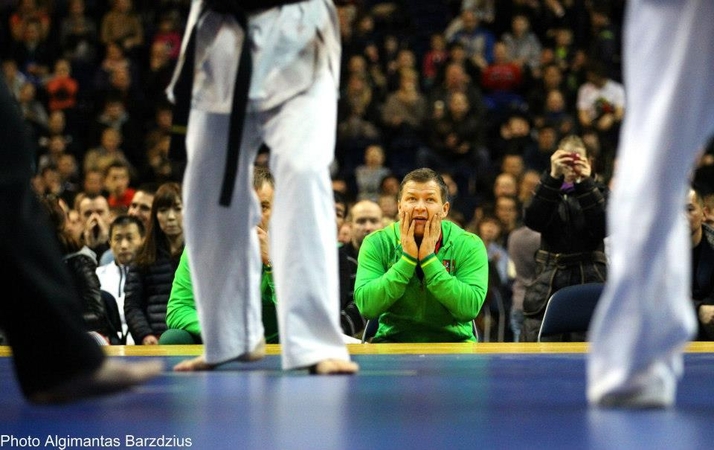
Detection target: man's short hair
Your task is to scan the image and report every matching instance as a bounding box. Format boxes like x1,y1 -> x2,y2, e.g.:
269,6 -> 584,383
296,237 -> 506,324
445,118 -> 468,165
253,166 -> 274,190
398,168 -> 449,204
110,214 -> 146,237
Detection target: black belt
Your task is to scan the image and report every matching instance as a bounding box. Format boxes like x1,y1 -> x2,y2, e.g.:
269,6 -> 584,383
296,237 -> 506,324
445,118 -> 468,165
535,250 -> 607,267
169,0 -> 306,207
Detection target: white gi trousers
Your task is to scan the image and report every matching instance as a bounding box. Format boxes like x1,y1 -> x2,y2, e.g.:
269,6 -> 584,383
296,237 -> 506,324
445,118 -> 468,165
587,0 -> 714,405
180,0 -> 349,369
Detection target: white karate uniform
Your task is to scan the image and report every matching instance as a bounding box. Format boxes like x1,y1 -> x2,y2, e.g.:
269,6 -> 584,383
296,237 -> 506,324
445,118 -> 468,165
170,0 -> 350,369
587,0 -> 714,406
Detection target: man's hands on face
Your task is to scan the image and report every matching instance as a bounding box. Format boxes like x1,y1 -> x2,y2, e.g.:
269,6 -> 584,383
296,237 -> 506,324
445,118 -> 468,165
256,226 -> 270,266
399,208 -> 443,261
399,209 -> 418,259
418,211 -> 442,260
83,213 -> 109,246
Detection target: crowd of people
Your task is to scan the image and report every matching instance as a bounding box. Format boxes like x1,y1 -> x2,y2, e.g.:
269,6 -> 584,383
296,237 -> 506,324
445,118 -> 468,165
2,0 -> 714,347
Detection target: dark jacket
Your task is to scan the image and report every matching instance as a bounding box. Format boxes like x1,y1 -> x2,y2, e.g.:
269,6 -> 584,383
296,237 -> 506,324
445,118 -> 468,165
63,246 -> 112,338
521,173 -> 608,341
124,247 -> 180,343
693,225 -> 714,340
338,243 -> 366,337
524,173 -> 607,254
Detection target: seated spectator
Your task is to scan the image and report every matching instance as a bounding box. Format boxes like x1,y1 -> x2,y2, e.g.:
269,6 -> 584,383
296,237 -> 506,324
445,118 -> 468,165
521,135 -> 608,341
421,33 -> 448,90
44,58 -> 79,113
59,0 -> 98,68
104,159 -> 135,210
576,60 -> 625,156
10,18 -> 51,84
446,9 -> 495,71
354,144 -> 391,202
688,186 -> 714,340
419,90 -> 490,198
124,182 -> 184,345
76,192 -> 112,262
480,41 -> 525,114
100,0 -> 144,56
338,199 -> 383,338
355,168 -> 489,342
83,127 -> 135,176
39,194 -> 114,344
502,13 -> 541,77
96,215 -> 146,344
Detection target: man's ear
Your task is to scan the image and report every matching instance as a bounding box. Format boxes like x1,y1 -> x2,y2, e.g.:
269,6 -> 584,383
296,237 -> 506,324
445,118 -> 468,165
442,201 -> 450,217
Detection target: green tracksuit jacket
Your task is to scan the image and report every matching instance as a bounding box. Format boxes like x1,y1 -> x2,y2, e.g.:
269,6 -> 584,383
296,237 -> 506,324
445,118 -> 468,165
355,220 -> 489,342
166,248 -> 279,343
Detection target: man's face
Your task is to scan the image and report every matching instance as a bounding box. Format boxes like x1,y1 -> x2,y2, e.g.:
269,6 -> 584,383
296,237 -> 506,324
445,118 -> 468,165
256,182 -> 274,230
78,197 -> 111,226
128,191 -> 154,229
350,201 -> 383,249
110,223 -> 144,266
495,197 -> 518,227
687,189 -> 705,237
104,168 -> 130,194
398,180 -> 449,238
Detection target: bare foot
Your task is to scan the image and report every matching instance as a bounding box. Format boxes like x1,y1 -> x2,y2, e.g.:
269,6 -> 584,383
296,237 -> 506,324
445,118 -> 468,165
29,359 -> 163,404
174,338 -> 266,372
308,359 -> 359,375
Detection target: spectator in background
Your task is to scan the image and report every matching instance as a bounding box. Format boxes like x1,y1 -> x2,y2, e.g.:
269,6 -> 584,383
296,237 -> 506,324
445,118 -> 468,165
502,13 -> 541,76
59,0 -> 98,67
446,9 -> 495,71
124,182 -> 184,345
420,91 -> 490,198
688,186 -> 714,341
523,123 -> 558,174
96,214 -> 146,344
83,127 -> 135,177
577,60 -> 625,157
104,159 -> 135,210
521,135 -> 608,341
39,194 -> 115,344
44,59 -> 79,113
10,18 -> 51,84
380,68 -> 428,174
338,199 -> 383,338
421,33 -> 448,90
355,144 -> 391,202
76,192 -> 112,262
100,0 -> 144,57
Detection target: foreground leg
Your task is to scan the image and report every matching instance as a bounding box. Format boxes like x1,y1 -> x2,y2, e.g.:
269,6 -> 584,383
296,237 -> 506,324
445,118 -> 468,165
587,0 -> 714,408
30,359 -> 163,404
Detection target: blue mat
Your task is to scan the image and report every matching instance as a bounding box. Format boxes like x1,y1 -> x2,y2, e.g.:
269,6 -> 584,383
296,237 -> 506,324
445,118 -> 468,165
1,353 -> 713,449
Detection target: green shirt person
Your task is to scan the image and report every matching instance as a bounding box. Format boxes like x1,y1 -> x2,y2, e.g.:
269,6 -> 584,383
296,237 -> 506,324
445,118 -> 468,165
355,168 -> 489,342
160,247 -> 279,344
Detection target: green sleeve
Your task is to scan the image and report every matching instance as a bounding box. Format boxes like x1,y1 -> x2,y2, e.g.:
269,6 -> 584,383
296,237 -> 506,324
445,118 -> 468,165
260,265 -> 277,305
166,248 -> 201,335
421,234 -> 489,321
354,229 -> 416,319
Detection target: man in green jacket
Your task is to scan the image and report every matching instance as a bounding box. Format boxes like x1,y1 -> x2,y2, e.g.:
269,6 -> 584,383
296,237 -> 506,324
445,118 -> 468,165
355,168 -> 489,342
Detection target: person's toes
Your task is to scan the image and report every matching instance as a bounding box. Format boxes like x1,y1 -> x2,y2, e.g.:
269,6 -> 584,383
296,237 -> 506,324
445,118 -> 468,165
308,359 -> 359,375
